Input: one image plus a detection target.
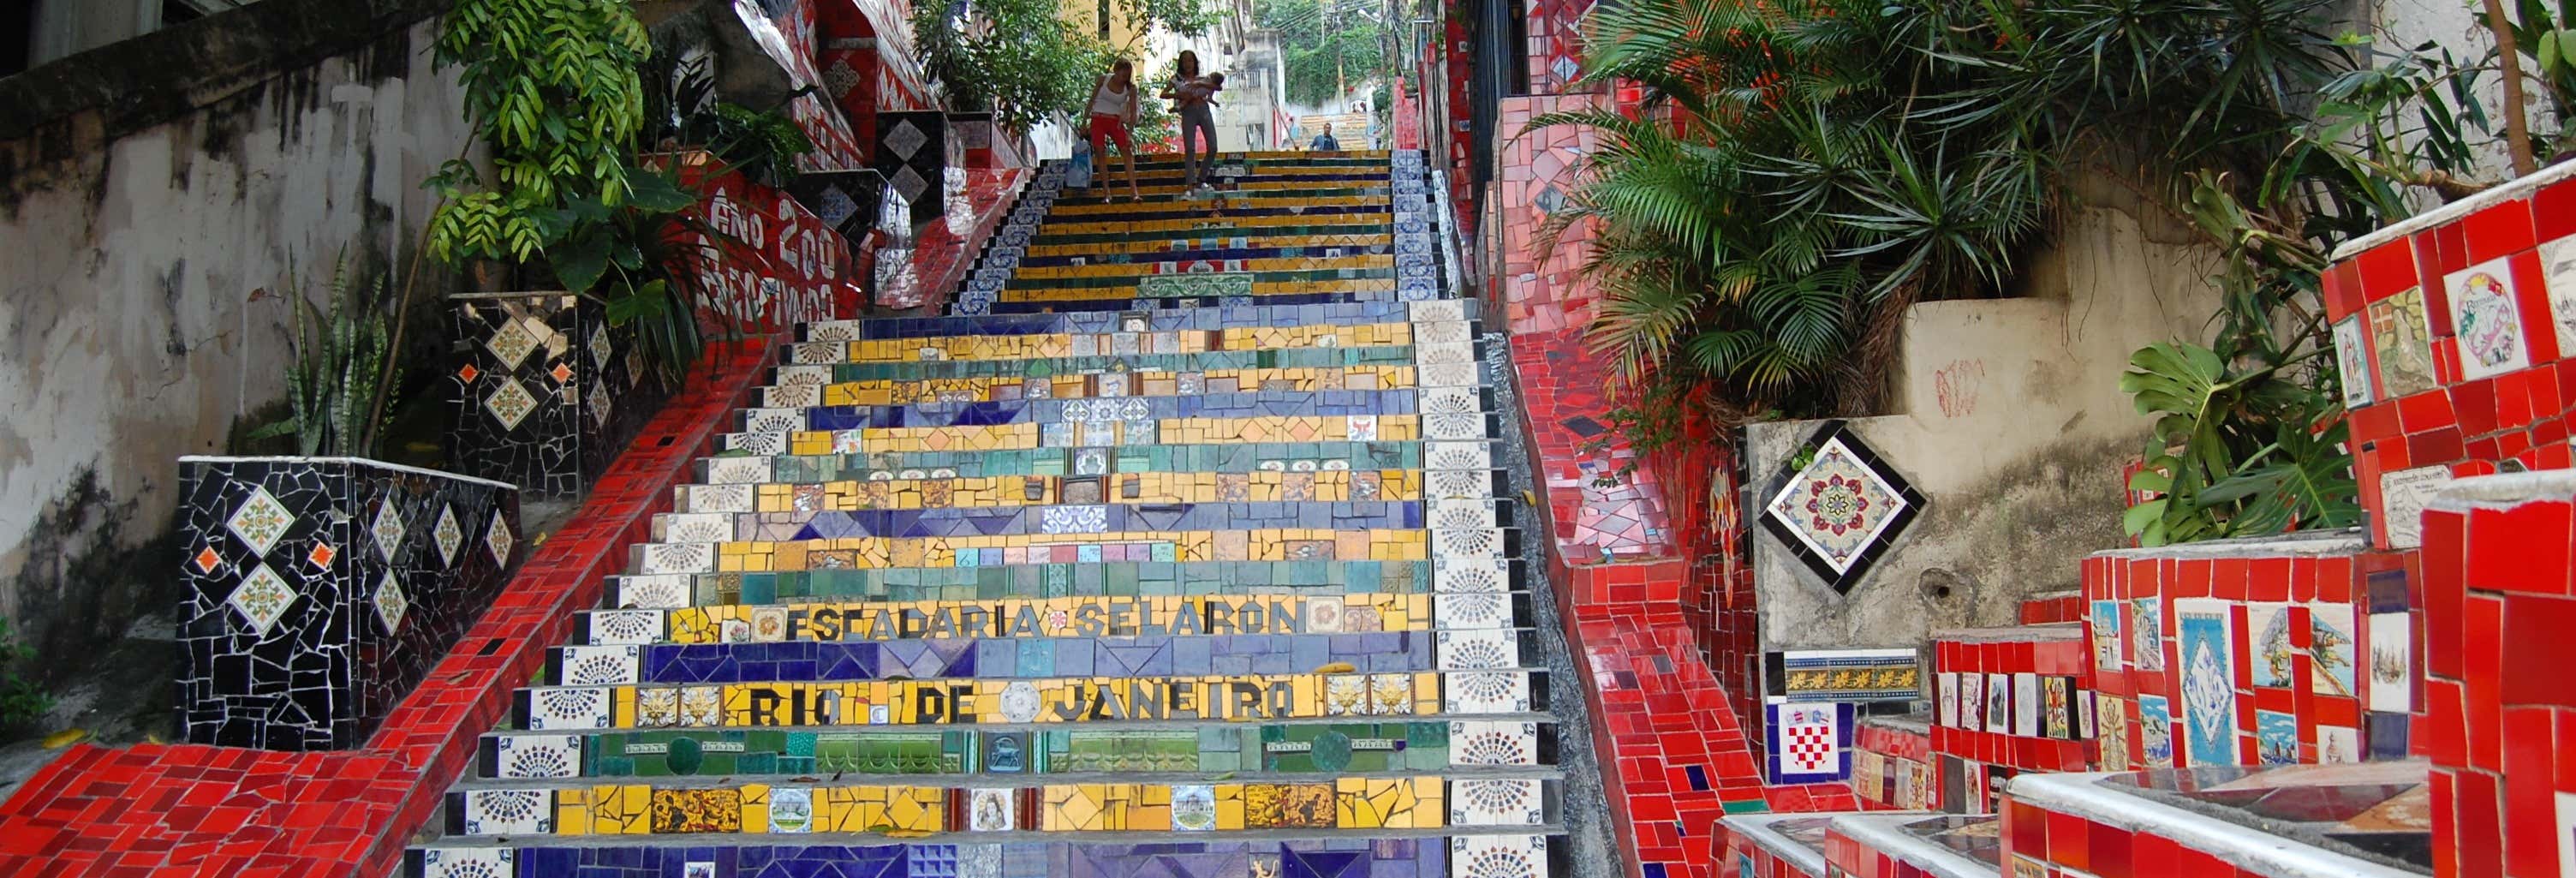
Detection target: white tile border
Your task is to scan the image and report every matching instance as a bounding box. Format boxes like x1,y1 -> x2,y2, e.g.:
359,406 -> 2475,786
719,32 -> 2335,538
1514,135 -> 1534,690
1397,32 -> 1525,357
2007,769 -> 2427,878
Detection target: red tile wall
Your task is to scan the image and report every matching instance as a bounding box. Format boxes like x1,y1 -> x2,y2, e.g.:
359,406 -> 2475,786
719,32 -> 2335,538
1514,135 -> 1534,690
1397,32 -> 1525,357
2081,547 -> 2420,769
1929,632 -> 2096,777
2420,481 -> 2576,878
1849,721 -> 1935,810
2323,172 -> 2576,551
1998,795 -> 2294,878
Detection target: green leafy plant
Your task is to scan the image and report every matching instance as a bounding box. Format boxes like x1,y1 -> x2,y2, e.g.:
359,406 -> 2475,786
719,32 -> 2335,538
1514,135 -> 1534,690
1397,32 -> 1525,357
0,615 -> 50,731
913,0 -> 1216,135
250,255 -> 394,458
424,0 -> 651,265
2119,342 -> 2358,546
1256,0 -> 1390,107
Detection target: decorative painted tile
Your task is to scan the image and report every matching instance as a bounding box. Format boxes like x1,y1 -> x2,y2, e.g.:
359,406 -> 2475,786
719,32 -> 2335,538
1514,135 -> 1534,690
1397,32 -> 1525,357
2307,600 -> 2358,697
1936,672 -> 1959,727
2246,603 -> 2295,688
1452,778 -> 1545,826
1445,670 -> 1532,714
1171,785 -> 1216,832
1983,673 -> 2010,735
372,570 -> 408,633
2333,315 -> 2374,408
1767,648 -> 1918,703
2089,599 -> 2123,671
678,685 -> 722,727
484,512 -> 514,567
528,687 -> 612,731
1040,505 -> 1108,535
226,563 -> 295,635
484,378 -> 540,431
2368,611 -> 2413,711
969,787 -> 1015,832
370,500 -> 406,564
1435,591 -> 1509,630
1765,702 -> 1851,784
1957,672 -> 1983,731
226,484 -> 294,557
2042,676 -> 2072,739
2367,287 -> 2438,398
2447,256 -> 2531,379
2139,694 -> 2174,766
1450,720 -> 1540,766
2378,465 -> 2453,549
433,505 -> 463,569
2012,672 -> 2041,738
2096,692 -> 2132,770
1759,422 -> 1925,593
2174,598 -> 2239,767
418,848 -> 513,878
2543,236 -> 2576,352
2255,709 -> 2298,765
2132,597 -> 2167,672
558,645 -> 641,686
768,786 -> 814,833
462,788 -> 552,835
2317,725 -> 2361,764
617,575 -> 692,609
492,732 -> 581,779
485,317 -> 540,369
1451,835 -> 1548,878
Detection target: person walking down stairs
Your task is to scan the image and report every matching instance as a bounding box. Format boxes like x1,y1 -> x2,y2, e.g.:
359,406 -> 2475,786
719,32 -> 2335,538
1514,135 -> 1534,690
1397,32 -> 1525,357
1086,59 -> 1144,202
1164,51 -> 1223,195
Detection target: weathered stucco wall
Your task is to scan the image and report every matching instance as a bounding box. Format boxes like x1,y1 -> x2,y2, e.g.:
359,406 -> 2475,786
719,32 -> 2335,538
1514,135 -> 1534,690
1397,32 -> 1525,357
0,0 -> 467,677
1748,200 -> 2227,650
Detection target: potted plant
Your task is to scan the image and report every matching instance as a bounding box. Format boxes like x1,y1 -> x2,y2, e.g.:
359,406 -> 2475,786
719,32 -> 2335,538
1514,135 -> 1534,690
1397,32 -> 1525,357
180,257 -> 522,750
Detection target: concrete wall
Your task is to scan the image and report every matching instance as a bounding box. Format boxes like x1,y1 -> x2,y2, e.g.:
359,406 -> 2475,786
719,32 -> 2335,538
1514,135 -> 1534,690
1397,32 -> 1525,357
1746,198 -> 2227,650
0,0 -> 468,675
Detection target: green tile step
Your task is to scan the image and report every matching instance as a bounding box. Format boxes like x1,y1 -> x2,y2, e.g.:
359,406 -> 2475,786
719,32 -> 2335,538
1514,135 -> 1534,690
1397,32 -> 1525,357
599,551 -> 1524,606
472,720 -> 1559,779
683,441 -> 1507,488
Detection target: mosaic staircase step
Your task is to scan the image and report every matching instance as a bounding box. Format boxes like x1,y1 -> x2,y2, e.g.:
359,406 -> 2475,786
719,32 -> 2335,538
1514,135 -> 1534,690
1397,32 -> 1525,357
719,411 -> 1504,458
539,628 -> 1542,688
1045,191 -> 1389,212
641,495 -> 1502,546
652,472 -> 1444,529
474,720 -> 1560,780
1022,231 -> 1392,258
779,320 -> 1422,367
412,836 -> 1559,878
433,774 -> 1558,839
790,301 -> 1471,341
599,552 -> 1526,607
510,667 -> 1547,730
683,440 -> 1504,488
724,387 -> 1488,437
579,592 -> 1537,646
759,365 -> 1444,410
1029,215 -> 1401,242
616,527 -> 1515,580
1005,259 -> 1393,286
772,344 -> 1458,382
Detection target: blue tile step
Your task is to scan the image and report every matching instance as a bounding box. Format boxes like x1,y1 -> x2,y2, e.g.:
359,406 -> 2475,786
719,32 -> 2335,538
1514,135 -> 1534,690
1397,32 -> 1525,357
730,387 -> 1483,433
408,833 -> 1568,878
599,554 -> 1533,611
770,345 -> 1434,379
790,301 -> 1466,340
683,439 -> 1500,487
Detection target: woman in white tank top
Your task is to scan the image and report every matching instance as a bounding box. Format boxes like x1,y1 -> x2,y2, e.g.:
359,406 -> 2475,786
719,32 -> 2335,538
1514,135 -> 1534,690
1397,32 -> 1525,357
1086,60 -> 1142,202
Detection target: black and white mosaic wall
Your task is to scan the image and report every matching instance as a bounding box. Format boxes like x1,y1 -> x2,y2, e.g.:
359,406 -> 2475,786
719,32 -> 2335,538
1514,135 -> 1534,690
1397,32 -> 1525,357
447,293 -> 671,498
873,110 -> 947,228
177,457 -> 522,750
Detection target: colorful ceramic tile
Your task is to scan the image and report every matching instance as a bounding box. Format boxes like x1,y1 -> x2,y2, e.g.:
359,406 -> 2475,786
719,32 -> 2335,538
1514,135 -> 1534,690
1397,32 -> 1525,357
2255,710 -> 2298,765
2333,314 -> 2374,408
2139,695 -> 2174,766
1936,672 -> 1959,727
2378,465 -> 2453,549
1768,648 -> 1920,703
2042,677 -> 2072,740
2317,726 -> 2361,764
769,787 -> 814,833
2368,611 -> 2414,711
2132,597 -> 2167,672
2307,600 -> 2358,697
2542,235 -> 2576,352
969,788 -> 1014,832
2096,692 -> 2132,770
2012,673 -> 2041,738
1957,672 -> 1983,731
2174,599 -> 2239,768
1765,702 -> 1851,784
2246,603 -> 2295,689
2368,287 -> 2438,398
1983,673 -> 2010,735
2089,599 -> 2123,672
2447,256 -> 2531,379
1758,422 -> 1926,593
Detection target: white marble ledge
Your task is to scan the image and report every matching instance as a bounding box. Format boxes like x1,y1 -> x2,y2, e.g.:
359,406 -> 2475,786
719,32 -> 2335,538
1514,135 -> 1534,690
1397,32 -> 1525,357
1720,811 -> 1848,877
1825,812 -> 1995,878
2330,157 -> 2576,261
1931,621 -> 2084,644
2086,528 -> 2367,562
2006,766 -> 2428,878
2428,469 -> 2576,512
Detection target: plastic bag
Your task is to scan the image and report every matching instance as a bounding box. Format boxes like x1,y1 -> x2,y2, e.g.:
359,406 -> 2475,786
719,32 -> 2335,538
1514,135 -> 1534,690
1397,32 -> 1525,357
1068,141 -> 1094,188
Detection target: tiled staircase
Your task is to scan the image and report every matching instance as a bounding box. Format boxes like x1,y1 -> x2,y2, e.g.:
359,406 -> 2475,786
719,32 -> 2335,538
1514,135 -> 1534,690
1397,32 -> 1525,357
406,151 -> 1571,878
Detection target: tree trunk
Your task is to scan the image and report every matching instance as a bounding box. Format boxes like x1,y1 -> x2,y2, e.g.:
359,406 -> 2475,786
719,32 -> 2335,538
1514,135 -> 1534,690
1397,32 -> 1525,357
2483,0 -> 2540,176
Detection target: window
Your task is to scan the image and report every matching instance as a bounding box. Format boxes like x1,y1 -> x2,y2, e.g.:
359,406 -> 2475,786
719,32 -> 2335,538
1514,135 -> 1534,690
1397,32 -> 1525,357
1097,0 -> 1109,39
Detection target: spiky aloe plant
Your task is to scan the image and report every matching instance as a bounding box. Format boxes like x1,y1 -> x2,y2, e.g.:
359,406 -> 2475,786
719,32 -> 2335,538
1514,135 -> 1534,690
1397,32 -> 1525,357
251,255 -> 395,458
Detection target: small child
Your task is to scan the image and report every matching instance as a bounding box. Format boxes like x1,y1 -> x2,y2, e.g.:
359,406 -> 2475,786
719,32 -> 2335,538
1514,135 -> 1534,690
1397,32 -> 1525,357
1177,72 -> 1225,108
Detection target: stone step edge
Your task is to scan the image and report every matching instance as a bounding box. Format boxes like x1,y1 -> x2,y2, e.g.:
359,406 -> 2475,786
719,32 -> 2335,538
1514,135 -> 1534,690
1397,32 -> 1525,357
675,447 -> 1512,493
612,523 -> 1523,576
403,826 -> 1569,857
790,299 -> 1480,337
480,710 -> 1561,740
710,411 -> 1507,456
540,629 -> 1550,689
638,499 -> 1512,546
772,334 -> 1448,368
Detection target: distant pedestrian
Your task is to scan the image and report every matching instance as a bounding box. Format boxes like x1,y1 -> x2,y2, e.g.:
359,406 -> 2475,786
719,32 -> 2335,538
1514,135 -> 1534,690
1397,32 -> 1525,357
1310,123 -> 1339,152
1086,59 -> 1143,202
